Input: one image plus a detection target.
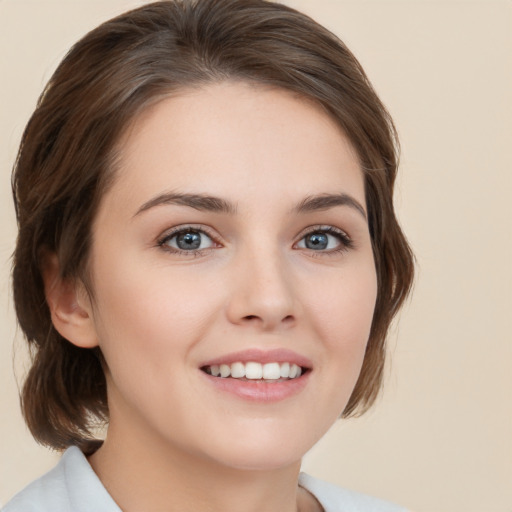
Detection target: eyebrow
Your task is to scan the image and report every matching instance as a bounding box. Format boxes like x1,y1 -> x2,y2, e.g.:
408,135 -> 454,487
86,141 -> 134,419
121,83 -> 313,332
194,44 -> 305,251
294,193 -> 367,220
134,191 -> 366,220
134,192 -> 237,217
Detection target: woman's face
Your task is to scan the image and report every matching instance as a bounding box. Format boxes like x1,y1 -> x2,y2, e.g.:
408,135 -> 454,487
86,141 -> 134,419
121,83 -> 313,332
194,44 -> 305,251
85,82 -> 377,470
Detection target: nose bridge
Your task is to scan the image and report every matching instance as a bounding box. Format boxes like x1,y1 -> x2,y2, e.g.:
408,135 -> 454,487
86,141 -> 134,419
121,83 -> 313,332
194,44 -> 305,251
227,238 -> 296,330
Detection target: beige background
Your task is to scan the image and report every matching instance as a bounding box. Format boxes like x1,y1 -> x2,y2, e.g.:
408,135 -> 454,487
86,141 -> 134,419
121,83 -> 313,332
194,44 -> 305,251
1,1 -> 510,511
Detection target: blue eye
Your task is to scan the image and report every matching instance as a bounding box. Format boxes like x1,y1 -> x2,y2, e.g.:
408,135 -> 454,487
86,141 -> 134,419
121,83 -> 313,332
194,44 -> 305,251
160,229 -> 215,252
304,232 -> 329,250
296,227 -> 351,252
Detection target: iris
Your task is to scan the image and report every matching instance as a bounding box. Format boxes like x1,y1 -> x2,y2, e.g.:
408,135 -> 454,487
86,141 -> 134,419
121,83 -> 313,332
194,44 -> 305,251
305,232 -> 328,250
176,231 -> 202,250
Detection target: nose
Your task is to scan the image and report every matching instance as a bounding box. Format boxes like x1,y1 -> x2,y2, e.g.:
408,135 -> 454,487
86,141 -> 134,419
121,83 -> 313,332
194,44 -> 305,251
226,249 -> 297,331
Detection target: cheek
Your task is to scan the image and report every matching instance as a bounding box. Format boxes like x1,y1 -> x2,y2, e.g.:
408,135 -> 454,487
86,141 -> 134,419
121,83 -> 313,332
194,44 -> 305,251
305,261 -> 377,404
286,262 -> 378,441
88,266 -> 222,425
89,261 -> 226,363
308,264 -> 377,350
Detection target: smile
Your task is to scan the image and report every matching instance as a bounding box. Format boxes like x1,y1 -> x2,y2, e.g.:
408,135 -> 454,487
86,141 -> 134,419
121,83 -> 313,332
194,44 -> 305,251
199,349 -> 312,401
202,361 -> 305,381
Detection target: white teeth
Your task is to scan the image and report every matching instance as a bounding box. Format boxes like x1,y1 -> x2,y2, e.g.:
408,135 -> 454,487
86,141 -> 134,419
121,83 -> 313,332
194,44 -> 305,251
288,364 -> 299,379
245,362 -> 263,380
262,362 -> 281,379
205,361 -> 305,381
230,362 -> 245,378
219,364 -> 231,378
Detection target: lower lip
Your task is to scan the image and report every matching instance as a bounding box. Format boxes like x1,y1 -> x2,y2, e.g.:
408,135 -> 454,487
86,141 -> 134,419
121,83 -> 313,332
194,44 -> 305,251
201,371 -> 310,402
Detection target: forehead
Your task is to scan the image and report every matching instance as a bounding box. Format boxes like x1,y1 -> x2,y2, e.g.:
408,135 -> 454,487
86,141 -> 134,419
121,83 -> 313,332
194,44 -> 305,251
105,81 -> 364,214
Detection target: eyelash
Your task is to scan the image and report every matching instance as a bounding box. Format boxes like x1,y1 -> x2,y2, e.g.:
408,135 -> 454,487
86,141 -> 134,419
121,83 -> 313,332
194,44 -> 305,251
157,225 -> 219,257
156,225 -> 354,257
297,225 -> 354,256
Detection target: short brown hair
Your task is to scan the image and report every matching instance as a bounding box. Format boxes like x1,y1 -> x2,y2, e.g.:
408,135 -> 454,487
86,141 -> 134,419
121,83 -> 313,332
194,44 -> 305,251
12,0 -> 414,452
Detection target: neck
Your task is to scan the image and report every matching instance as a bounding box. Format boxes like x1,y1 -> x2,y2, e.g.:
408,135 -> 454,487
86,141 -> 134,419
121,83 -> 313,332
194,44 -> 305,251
88,422 -> 312,512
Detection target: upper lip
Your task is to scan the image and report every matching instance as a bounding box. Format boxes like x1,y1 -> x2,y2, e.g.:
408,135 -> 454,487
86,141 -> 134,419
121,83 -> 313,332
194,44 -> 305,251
199,348 -> 313,369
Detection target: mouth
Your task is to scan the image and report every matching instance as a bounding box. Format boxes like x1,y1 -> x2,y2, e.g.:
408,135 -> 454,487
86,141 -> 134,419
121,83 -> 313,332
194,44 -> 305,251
201,361 -> 309,382
199,349 -> 312,402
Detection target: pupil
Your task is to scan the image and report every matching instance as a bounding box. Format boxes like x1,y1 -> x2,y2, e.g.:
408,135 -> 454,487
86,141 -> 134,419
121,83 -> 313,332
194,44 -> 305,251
306,233 -> 328,250
177,231 -> 201,250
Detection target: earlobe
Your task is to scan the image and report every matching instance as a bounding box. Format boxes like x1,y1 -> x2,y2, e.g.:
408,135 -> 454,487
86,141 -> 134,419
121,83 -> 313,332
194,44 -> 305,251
41,252 -> 99,349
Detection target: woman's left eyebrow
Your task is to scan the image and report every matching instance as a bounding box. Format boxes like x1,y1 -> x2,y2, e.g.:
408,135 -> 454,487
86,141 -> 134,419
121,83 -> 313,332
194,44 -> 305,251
294,193 -> 367,221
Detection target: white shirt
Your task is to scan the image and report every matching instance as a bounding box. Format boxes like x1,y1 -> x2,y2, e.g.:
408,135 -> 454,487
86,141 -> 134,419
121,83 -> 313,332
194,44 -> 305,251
2,447 -> 409,512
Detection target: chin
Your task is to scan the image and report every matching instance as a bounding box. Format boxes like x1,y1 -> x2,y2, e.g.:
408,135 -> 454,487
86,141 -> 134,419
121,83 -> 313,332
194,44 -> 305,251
214,449 -> 302,472
197,424 -> 317,472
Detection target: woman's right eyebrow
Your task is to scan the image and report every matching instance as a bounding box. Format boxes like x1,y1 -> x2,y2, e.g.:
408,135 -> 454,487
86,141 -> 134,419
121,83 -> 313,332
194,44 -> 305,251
133,192 -> 238,218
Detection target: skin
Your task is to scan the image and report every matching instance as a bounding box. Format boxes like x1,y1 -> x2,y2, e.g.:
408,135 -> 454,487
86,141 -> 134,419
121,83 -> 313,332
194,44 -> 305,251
47,82 -> 377,512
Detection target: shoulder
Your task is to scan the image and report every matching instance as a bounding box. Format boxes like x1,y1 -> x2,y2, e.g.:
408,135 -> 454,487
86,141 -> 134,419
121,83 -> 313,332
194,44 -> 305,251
299,473 -> 410,512
1,447 -> 120,512
2,451 -> 71,512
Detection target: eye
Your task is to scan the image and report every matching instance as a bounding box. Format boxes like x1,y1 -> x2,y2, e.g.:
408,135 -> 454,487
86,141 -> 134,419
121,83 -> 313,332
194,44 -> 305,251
158,227 -> 216,253
296,227 -> 352,252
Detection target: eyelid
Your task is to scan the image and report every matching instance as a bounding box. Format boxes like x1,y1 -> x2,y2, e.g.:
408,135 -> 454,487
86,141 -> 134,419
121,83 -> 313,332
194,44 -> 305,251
294,225 -> 354,253
156,224 -> 222,254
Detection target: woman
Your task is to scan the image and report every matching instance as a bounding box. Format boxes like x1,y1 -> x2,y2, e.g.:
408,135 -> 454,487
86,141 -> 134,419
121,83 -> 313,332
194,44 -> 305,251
4,0 -> 414,511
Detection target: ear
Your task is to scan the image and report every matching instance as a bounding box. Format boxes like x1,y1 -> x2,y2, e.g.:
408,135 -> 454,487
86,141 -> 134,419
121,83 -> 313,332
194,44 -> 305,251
41,252 -> 99,349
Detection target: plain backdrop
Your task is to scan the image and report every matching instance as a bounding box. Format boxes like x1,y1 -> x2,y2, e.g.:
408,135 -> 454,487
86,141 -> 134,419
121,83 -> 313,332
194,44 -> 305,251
1,1 -> 511,511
